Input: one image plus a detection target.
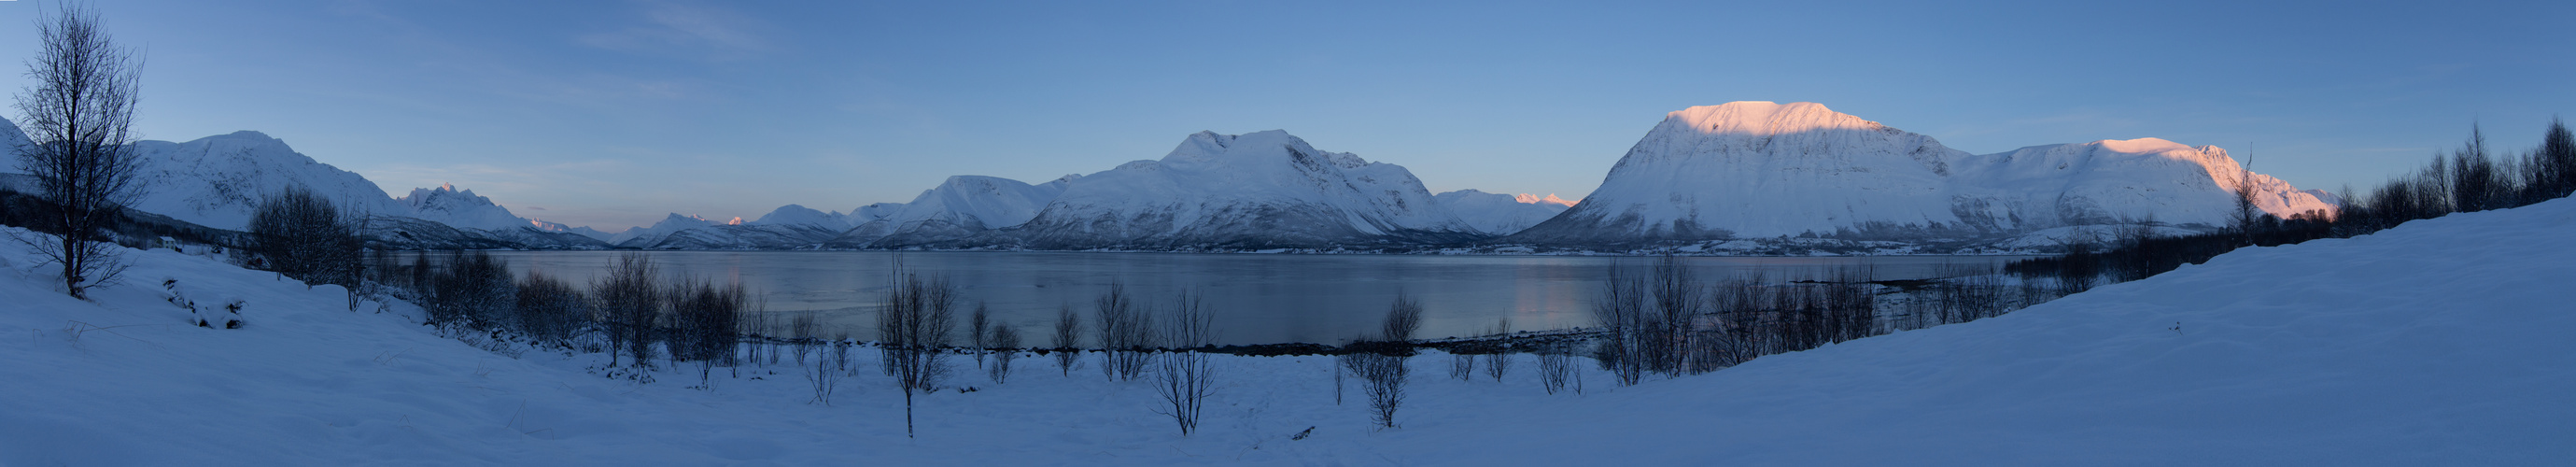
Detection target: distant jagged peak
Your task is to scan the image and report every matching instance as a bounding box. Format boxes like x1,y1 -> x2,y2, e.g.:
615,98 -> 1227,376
399,183 -> 496,207
661,213 -> 714,225
1513,193 -> 1578,207
1661,101 -> 1888,136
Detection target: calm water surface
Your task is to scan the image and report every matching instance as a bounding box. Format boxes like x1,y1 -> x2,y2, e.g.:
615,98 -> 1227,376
482,251 -> 2032,346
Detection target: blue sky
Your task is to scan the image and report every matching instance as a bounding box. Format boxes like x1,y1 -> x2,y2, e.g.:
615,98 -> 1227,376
0,0 -> 2566,230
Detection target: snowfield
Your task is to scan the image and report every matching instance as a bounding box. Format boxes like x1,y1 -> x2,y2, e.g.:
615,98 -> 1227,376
4,198 -> 2572,465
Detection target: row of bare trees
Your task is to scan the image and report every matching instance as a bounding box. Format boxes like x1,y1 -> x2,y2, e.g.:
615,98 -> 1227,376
1588,256 -> 1885,386
369,252 -> 752,389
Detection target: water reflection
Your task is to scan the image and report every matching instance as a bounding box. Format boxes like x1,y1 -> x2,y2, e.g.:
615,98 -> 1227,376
482,251 -> 2032,346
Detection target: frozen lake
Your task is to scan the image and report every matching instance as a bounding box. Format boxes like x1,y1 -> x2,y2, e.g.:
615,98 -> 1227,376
479,251 -> 2033,346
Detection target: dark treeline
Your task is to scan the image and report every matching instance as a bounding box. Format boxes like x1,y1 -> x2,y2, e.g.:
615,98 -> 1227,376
2011,120 -> 2576,291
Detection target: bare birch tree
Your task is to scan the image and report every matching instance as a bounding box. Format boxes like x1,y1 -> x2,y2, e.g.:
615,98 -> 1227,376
12,3 -> 145,300
1149,291 -> 1217,435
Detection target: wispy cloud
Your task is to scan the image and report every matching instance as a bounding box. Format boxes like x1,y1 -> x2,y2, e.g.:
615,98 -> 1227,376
577,1 -> 769,60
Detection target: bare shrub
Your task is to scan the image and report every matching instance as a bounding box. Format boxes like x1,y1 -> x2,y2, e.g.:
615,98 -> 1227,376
878,270 -> 957,438
988,322 -> 1020,384
1149,291 -> 1217,435
428,250 -> 514,333
513,271 -> 588,350
1051,304 -> 1080,376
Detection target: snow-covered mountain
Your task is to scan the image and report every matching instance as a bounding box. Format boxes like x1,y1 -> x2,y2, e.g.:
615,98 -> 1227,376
1434,190 -> 1575,235
827,175 -> 1076,248
398,184 -> 536,232
611,206 -> 860,250
751,205 -> 854,231
1510,102 -> 2337,247
608,214 -> 721,247
976,131 -> 1485,249
0,118 -> 607,248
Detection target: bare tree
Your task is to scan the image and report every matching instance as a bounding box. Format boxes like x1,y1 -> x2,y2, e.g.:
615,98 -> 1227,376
788,312 -> 819,366
1382,293 -> 1423,345
988,322 -> 1020,384
878,269 -> 957,438
2533,118 -> 2576,200
1357,351 -> 1408,429
1591,262 -> 1649,387
969,302 -> 991,368
1449,347 -> 1476,381
2231,149 -> 2264,245
1094,282 -> 1152,381
1483,318 -> 1512,383
11,4 -> 145,300
1536,348 -> 1573,395
1051,304 -> 1080,376
671,278 -> 746,390
1647,255 -> 1703,377
1149,291 -> 1217,435
1356,295 -> 1420,429
592,253 -> 663,368
805,337 -> 847,405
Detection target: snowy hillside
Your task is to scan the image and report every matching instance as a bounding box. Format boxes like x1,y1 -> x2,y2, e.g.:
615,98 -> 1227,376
0,119 -> 406,231
0,118 -> 608,248
1434,190 -> 1575,235
3,191 -> 2567,464
991,131 -> 1485,249
1512,102 -> 2336,247
1947,138 -> 2334,230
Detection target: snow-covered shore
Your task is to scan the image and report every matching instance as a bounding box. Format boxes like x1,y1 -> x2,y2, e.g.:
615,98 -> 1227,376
4,198 -> 2571,465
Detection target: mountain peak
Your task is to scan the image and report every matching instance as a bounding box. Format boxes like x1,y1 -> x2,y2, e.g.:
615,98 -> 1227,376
1663,101 -> 1883,137
1513,193 -> 1578,207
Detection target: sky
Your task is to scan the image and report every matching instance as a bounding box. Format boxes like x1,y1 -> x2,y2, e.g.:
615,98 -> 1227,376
0,0 -> 2566,231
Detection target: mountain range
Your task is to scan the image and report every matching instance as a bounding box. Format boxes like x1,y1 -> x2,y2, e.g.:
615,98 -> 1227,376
0,102 -> 2339,253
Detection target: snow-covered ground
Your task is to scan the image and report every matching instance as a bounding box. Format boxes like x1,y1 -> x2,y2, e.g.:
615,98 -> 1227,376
4,198 -> 2572,465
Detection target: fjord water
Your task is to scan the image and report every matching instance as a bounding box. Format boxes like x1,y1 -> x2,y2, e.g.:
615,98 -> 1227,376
485,251 -> 2030,346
